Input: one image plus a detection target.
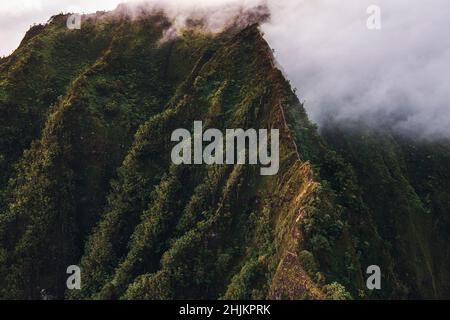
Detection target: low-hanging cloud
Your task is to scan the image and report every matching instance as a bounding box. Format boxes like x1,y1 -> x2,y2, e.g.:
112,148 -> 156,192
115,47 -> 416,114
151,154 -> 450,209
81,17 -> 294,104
262,0 -> 450,138
1,0 -> 449,138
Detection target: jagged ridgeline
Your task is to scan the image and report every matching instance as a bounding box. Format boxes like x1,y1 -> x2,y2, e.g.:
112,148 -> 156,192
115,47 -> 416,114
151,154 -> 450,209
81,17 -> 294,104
0,9 -> 449,300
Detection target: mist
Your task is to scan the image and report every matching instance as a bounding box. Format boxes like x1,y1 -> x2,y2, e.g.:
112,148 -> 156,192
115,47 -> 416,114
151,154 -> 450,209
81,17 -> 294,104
1,0 -> 449,138
262,0 -> 450,138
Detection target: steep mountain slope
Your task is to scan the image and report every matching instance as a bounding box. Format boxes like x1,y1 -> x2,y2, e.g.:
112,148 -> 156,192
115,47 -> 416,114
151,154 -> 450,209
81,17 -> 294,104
0,11 -> 213,298
0,10 -> 448,300
322,125 -> 450,298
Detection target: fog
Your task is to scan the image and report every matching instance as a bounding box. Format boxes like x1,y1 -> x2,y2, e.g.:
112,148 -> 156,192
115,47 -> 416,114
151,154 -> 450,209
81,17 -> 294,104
263,0 -> 450,138
1,0 -> 449,138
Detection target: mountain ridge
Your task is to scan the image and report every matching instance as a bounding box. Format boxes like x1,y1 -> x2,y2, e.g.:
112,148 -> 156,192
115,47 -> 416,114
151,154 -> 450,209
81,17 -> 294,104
0,10 -> 448,300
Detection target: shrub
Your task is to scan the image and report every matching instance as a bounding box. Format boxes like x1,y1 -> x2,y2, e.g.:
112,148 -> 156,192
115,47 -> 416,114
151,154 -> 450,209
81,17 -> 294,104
322,282 -> 352,300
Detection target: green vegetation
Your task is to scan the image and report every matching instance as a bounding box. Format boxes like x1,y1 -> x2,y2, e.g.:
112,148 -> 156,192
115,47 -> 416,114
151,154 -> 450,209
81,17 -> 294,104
0,11 -> 448,300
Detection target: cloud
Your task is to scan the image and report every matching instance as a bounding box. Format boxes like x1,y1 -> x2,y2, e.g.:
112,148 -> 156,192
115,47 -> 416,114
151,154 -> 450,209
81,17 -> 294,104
0,0 -> 264,56
0,0 -> 122,56
1,0 -> 449,138
262,0 -> 450,138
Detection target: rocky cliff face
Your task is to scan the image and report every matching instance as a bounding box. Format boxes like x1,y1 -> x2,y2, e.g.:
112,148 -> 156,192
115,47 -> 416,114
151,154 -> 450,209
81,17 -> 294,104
0,11 -> 448,300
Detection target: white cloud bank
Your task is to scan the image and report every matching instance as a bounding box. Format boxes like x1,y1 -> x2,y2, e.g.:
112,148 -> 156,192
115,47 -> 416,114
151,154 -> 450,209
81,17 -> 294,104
1,0 -> 449,138
263,0 -> 450,138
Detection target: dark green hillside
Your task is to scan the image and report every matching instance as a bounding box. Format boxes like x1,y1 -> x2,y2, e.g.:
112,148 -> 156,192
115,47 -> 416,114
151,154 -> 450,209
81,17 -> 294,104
0,9 -> 448,300
321,125 -> 450,298
0,11 -> 216,299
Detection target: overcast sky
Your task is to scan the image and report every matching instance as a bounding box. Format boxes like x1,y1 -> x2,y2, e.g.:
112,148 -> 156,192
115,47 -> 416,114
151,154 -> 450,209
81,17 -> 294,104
1,0 -> 449,138
0,0 -> 121,57
263,0 -> 450,138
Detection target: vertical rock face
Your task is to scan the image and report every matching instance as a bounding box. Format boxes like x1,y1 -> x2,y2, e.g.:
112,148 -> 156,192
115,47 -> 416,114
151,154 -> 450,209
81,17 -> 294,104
0,11 -> 449,300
